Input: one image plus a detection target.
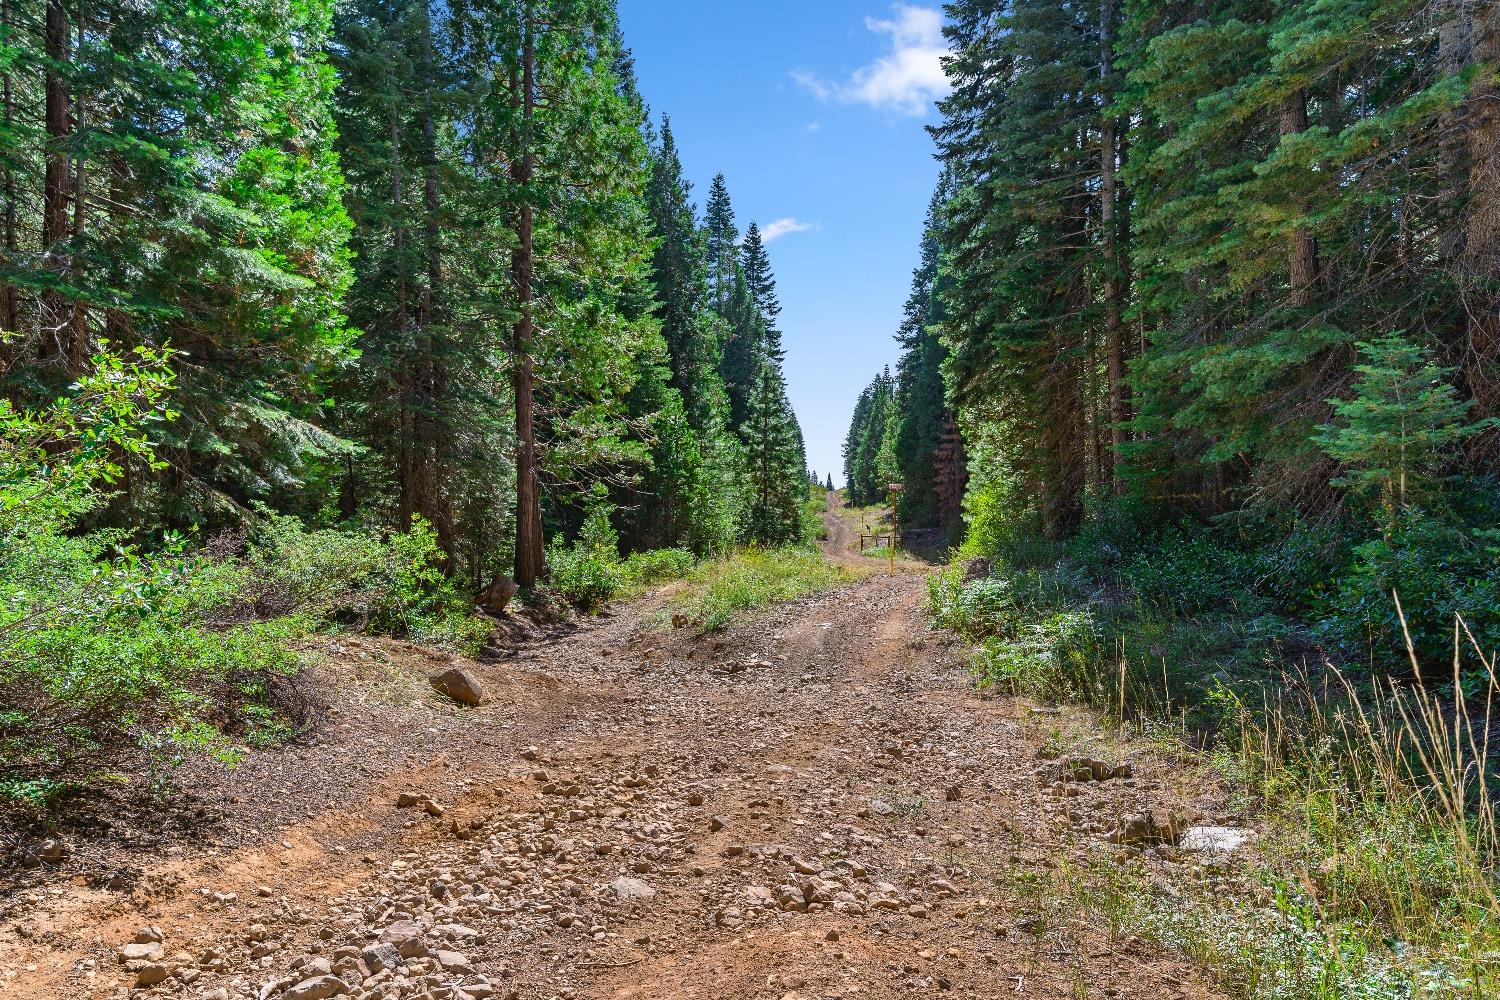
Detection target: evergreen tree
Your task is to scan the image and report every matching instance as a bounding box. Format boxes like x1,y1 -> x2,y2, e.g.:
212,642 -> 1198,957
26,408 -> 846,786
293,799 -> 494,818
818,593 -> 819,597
645,118 -> 726,433
891,179 -> 952,527
740,348 -> 805,545
1316,334 -> 1493,517
842,369 -> 896,507
718,267 -> 765,432
741,222 -> 784,362
704,172 -> 740,314
1,0 -> 355,530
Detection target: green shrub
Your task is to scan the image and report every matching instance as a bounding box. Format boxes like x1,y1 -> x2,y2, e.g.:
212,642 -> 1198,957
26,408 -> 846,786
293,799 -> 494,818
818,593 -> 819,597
1121,529 -> 1261,616
1317,510 -> 1500,672
546,505 -> 625,613
0,349 -> 491,796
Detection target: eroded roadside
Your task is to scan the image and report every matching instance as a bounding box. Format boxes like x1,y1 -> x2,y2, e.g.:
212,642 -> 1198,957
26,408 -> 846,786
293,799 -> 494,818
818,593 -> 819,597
1,508 -> 1234,1000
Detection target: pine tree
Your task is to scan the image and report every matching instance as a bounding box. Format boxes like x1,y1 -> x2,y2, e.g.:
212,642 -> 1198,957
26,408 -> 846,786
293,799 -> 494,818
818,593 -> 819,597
646,118 -> 726,434
891,179 -> 952,527
718,267 -> 765,432
936,0 -> 1100,537
842,369 -> 896,507
704,172 -> 740,314
740,348 -> 805,545
2,0 -> 355,529
741,222 -> 784,363
1316,334 -> 1492,517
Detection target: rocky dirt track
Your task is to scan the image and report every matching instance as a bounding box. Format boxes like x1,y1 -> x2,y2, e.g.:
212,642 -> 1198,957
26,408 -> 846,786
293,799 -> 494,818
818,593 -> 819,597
1,505 -> 1227,1000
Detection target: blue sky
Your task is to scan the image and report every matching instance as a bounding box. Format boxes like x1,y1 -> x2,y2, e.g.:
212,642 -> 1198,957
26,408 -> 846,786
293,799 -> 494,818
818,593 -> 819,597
616,2 -> 949,486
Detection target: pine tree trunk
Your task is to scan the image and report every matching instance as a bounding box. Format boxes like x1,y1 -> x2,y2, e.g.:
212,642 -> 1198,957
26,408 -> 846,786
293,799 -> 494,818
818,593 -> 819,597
417,8 -> 454,559
511,9 -> 544,589
1464,5 -> 1500,423
42,0 -> 73,365
390,109 -> 415,529
1438,1 -> 1472,264
0,0 -> 18,343
1279,89 -> 1319,308
1041,312 -> 1086,538
68,0 -> 87,367
1100,0 -> 1129,494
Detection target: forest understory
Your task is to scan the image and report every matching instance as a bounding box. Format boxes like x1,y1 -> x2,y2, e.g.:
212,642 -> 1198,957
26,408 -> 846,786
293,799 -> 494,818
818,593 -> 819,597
2,502 -> 1247,1000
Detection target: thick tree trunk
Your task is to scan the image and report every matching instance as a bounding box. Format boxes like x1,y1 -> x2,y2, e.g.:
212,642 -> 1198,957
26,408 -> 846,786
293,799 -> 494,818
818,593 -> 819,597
42,0 -> 73,365
1464,5 -> 1500,423
511,10 -> 544,589
1279,89 -> 1319,308
1040,352 -> 1086,539
1438,1 -> 1472,264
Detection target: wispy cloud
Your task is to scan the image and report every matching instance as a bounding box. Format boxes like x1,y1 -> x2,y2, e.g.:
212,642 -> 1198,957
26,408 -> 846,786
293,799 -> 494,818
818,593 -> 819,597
761,218 -> 816,243
793,5 -> 951,117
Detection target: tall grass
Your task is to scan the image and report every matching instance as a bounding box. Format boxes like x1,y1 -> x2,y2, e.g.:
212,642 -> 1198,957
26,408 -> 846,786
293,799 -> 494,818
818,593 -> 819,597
932,557 -> 1500,996
1206,608 -> 1500,995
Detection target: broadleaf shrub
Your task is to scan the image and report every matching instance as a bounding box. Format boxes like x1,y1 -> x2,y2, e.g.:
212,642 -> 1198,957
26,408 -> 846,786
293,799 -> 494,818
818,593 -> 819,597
0,350 -> 489,802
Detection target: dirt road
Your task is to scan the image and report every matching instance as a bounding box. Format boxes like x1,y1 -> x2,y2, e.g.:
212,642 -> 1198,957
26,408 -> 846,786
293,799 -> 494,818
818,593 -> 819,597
2,501 -> 1223,1000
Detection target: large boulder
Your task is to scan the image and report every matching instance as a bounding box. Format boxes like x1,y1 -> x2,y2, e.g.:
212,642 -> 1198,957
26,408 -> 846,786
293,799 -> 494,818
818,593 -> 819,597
430,667 -> 486,706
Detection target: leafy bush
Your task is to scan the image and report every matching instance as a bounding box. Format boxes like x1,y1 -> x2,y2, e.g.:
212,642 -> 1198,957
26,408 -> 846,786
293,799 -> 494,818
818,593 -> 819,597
546,506 -> 626,613
0,350 -> 491,799
547,506 -> 701,612
1120,529 -> 1261,616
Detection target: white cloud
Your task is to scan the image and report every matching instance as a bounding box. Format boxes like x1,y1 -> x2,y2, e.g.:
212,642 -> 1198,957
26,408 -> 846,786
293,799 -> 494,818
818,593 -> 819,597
804,120 -> 823,134
793,5 -> 950,117
761,218 -> 816,243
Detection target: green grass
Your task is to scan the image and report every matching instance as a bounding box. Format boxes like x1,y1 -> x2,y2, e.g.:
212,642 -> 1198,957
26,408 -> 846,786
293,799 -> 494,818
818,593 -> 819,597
928,551 -> 1500,998
657,546 -> 863,633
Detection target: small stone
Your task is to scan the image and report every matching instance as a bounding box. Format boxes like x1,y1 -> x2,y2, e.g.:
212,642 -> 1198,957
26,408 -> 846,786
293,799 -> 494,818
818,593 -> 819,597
134,964 -> 171,987
360,943 -> 403,974
378,920 -> 428,959
610,876 -> 656,903
118,942 -> 165,963
790,856 -> 819,875
281,975 -> 350,1000
35,838 -> 67,863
